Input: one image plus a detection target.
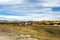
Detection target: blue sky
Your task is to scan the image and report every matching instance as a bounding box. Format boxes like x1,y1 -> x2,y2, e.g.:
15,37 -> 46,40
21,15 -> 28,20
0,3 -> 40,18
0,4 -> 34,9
0,0 -> 60,21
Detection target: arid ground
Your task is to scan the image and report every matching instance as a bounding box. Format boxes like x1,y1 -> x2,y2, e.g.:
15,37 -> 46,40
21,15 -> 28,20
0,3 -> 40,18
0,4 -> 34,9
0,23 -> 60,40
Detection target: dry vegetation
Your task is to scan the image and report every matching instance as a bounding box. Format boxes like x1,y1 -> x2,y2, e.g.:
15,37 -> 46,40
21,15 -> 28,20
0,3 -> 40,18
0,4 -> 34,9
0,20 -> 60,40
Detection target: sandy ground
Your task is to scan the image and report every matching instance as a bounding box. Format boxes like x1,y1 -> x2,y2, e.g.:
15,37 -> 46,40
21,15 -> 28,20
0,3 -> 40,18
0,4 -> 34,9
0,33 -> 38,40
0,35 -> 14,40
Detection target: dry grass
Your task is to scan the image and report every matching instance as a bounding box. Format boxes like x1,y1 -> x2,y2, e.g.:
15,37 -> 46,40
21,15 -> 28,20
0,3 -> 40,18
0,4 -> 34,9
0,25 -> 60,40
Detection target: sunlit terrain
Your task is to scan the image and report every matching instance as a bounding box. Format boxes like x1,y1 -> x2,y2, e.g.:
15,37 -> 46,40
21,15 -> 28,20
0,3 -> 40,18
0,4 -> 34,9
0,20 -> 60,40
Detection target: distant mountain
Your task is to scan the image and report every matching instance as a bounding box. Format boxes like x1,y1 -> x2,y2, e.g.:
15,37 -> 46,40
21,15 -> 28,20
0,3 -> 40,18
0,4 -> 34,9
0,20 -> 8,22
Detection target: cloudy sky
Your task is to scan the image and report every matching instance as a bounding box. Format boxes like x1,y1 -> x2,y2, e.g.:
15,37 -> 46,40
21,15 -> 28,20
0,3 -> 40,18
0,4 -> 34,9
0,0 -> 60,21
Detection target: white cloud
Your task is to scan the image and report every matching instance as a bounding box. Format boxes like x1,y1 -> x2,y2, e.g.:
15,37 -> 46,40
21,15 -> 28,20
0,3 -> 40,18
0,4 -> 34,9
0,0 -> 60,7
0,0 -> 60,21
0,14 -> 55,21
40,0 -> 60,7
0,0 -> 24,5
